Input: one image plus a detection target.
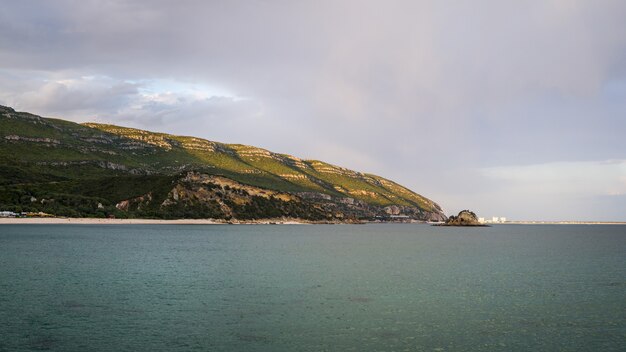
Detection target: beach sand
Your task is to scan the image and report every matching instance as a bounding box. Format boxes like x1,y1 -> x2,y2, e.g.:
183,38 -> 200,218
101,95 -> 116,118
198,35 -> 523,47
0,218 -> 308,225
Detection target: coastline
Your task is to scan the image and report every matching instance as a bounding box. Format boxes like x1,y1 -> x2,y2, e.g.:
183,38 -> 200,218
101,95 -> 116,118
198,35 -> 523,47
503,221 -> 626,225
2,218 -> 624,225
0,217 -> 313,225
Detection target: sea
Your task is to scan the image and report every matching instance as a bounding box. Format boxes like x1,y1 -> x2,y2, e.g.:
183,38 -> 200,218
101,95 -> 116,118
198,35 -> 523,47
0,224 -> 624,351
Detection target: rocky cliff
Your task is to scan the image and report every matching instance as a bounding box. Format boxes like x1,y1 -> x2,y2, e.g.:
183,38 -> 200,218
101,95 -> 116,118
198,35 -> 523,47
0,105 -> 446,221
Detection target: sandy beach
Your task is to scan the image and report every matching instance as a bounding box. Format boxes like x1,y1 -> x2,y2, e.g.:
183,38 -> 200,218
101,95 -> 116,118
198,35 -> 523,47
504,221 -> 626,225
2,218 -> 624,225
0,217 -> 310,225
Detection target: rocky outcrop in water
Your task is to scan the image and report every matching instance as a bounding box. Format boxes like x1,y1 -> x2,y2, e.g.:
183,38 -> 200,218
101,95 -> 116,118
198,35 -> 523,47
437,210 -> 486,226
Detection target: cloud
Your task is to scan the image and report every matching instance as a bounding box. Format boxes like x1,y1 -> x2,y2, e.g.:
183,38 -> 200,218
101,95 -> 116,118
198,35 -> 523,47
483,160 -> 626,196
0,0 -> 625,220
0,71 -> 137,117
0,72 -> 264,144
476,160 -> 626,220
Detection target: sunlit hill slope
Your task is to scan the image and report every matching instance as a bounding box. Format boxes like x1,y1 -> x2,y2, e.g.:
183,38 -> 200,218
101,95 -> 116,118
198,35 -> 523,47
0,105 -> 445,221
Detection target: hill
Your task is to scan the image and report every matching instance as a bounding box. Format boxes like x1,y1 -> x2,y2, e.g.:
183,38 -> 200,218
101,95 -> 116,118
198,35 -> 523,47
0,105 -> 446,221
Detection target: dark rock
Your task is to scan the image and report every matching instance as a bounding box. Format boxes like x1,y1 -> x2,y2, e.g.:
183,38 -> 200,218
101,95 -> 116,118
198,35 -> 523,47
437,209 -> 488,226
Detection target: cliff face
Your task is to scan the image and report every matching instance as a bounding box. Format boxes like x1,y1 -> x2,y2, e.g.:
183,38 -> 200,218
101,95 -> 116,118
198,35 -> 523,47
0,105 -> 446,221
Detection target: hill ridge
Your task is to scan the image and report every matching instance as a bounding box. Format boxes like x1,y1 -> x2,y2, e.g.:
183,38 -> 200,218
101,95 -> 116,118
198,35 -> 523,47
0,105 -> 445,221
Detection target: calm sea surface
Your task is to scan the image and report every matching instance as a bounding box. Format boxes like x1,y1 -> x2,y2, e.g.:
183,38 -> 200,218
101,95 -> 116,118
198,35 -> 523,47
0,224 -> 624,351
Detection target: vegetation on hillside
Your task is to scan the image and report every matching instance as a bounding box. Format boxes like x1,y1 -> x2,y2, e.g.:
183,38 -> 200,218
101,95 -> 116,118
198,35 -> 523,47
0,105 -> 445,221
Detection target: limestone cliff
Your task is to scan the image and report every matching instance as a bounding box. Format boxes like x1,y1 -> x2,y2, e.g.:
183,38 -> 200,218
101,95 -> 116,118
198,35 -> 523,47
0,105 -> 447,221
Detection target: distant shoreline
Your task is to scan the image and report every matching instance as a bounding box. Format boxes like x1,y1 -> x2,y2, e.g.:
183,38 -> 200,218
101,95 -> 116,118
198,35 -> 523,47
0,218 -> 311,225
502,221 -> 626,225
1,218 -> 625,225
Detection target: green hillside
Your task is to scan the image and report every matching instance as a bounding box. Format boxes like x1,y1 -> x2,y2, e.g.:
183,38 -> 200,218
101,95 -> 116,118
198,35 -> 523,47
0,105 -> 445,221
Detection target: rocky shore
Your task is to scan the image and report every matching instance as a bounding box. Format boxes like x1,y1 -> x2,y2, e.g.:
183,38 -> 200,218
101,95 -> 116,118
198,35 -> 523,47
434,210 -> 489,227
0,217 -> 365,225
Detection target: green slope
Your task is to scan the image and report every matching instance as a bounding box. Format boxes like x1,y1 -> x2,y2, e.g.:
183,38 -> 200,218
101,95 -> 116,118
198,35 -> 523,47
0,105 -> 444,218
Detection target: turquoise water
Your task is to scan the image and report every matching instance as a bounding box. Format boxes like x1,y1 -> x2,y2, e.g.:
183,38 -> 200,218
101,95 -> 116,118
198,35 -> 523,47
0,224 -> 624,351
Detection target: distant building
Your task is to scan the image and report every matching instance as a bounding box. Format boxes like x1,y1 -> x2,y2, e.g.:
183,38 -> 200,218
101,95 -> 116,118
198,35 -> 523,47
477,215 -> 508,224
0,211 -> 18,218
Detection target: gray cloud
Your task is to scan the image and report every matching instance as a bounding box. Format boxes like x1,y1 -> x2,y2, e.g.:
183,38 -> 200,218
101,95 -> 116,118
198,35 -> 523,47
1,0 -> 625,220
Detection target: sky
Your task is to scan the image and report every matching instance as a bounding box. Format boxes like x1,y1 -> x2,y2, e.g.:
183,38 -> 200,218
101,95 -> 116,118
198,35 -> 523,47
1,0 -> 625,221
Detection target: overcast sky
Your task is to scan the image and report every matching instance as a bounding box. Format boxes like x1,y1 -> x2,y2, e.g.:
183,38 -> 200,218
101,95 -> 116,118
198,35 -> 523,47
1,0 -> 625,221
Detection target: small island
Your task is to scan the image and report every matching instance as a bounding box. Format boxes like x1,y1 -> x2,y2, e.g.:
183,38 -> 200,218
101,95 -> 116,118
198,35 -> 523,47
435,210 -> 489,226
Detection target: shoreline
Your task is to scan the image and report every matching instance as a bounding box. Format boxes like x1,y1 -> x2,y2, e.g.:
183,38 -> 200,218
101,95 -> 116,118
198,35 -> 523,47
502,221 -> 626,225
0,217 -> 315,225
1,218 -> 625,225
